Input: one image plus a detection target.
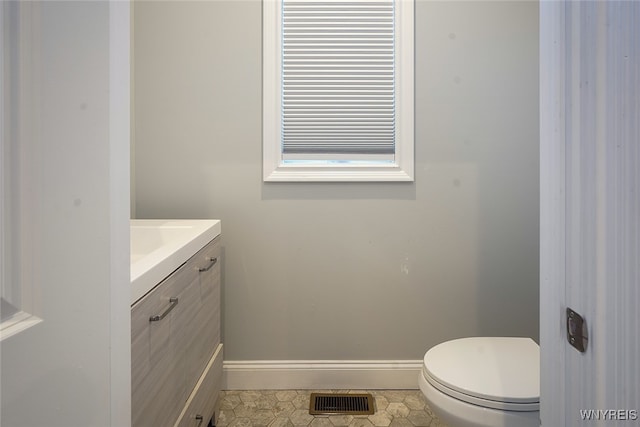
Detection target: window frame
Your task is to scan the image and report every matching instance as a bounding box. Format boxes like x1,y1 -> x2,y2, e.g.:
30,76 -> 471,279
263,0 -> 414,182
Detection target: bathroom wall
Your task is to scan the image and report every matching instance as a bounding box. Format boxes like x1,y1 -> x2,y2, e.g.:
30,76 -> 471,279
133,0 -> 539,361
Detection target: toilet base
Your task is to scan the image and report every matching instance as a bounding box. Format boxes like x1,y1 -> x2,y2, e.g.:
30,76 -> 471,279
418,371 -> 539,427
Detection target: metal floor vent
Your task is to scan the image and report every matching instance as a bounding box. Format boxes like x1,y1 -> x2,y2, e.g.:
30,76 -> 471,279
309,393 -> 375,415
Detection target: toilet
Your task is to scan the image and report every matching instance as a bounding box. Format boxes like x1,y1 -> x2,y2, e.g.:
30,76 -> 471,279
418,337 -> 540,427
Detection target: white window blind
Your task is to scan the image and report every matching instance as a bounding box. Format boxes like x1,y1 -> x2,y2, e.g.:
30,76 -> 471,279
282,0 -> 395,160
263,0 -> 414,182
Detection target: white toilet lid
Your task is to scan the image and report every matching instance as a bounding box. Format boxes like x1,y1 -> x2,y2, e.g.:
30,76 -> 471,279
423,337 -> 540,409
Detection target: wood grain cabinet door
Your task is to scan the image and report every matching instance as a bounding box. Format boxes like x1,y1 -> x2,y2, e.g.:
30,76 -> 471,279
186,238 -> 222,389
131,249 -> 200,427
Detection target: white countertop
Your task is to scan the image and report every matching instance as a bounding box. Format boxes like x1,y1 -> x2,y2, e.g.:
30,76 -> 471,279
130,219 -> 221,304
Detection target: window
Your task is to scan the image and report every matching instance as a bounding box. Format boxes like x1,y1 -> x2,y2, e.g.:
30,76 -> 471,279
263,0 -> 414,182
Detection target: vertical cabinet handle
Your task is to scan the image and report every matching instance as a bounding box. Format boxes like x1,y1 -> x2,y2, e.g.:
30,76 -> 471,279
198,257 -> 218,272
149,297 -> 179,322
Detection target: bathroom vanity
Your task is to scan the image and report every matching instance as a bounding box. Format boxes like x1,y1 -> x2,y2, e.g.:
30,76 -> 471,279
131,220 -> 222,427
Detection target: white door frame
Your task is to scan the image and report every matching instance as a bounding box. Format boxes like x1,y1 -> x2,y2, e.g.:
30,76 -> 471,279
1,1 -> 130,425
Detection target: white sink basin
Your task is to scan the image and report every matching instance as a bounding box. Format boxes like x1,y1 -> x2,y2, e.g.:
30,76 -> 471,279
130,219 -> 221,304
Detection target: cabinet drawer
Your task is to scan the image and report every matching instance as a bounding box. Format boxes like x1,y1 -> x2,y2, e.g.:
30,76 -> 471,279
175,344 -> 224,427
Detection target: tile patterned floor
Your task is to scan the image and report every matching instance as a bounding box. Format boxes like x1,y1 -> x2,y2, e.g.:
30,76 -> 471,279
216,390 -> 449,427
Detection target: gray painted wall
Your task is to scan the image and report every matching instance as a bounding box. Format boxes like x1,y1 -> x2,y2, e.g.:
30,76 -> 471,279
133,0 -> 539,361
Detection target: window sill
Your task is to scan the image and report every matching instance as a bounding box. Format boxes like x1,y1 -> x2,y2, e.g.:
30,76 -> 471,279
263,165 -> 414,182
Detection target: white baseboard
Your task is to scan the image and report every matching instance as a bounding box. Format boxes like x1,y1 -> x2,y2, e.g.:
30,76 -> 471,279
223,360 -> 423,390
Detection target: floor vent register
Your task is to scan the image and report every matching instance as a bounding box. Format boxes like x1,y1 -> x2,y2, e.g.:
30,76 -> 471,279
309,393 -> 375,415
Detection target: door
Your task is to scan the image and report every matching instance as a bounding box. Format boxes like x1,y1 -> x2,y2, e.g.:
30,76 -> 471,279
540,1 -> 640,426
0,2 -> 130,426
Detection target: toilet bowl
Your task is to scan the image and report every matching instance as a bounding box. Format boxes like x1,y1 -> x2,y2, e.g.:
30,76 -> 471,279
418,337 -> 540,427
